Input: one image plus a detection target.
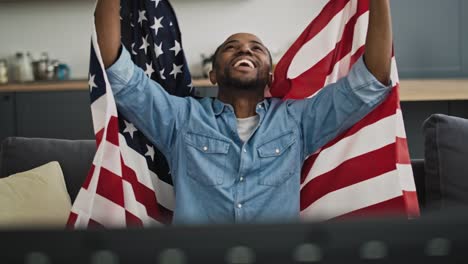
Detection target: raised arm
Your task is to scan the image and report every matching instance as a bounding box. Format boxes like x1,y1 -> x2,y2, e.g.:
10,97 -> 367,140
364,0 -> 393,85
95,0 -> 121,68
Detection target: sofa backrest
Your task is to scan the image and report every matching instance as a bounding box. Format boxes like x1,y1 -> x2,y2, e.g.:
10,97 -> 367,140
423,114 -> 468,210
0,137 -> 96,202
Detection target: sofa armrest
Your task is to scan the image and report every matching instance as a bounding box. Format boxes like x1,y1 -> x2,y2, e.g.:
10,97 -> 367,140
411,159 -> 425,209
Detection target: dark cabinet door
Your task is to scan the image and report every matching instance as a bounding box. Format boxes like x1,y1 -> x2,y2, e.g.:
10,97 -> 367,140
0,92 -> 16,143
15,91 -> 94,140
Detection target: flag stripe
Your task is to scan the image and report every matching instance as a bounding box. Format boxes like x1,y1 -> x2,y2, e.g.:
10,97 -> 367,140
301,142 -> 397,210
301,169 -> 405,220
301,112 -> 399,187
287,0 -> 359,79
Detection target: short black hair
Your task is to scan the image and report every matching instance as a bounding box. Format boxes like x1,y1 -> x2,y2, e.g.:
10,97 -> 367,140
211,43 -> 273,70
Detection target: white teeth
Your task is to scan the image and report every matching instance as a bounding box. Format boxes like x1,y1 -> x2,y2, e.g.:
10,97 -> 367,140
234,59 -> 255,69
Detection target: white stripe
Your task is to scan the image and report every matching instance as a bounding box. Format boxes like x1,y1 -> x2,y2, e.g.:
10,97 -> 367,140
71,187 -> 126,228
324,12 -> 368,85
90,96 -> 107,134
396,109 -> 406,138
119,134 -> 175,210
91,29 -> 118,118
150,174 -> 175,211
91,194 -> 126,227
300,169 -> 403,221
100,140 -> 122,176
390,57 -> 399,86
396,164 -> 416,191
122,181 -> 162,226
288,0 -> 358,79
301,114 -> 398,188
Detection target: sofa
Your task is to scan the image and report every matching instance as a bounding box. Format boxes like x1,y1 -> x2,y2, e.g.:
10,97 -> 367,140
0,114 -> 467,222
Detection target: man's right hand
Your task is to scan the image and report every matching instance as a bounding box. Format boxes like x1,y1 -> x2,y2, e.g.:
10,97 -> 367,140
95,0 -> 121,69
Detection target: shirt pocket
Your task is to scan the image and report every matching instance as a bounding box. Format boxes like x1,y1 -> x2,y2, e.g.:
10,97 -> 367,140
184,132 -> 230,186
257,130 -> 297,186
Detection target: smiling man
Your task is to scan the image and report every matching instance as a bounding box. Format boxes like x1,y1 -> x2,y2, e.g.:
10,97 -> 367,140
95,0 -> 393,224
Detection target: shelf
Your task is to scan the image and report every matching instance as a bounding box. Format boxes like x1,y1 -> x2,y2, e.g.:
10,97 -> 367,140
2,79 -> 468,102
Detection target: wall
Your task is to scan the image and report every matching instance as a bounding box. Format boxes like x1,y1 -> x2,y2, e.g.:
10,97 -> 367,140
0,0 -> 328,79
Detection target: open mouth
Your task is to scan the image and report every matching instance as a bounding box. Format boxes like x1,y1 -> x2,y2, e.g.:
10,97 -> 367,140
233,59 -> 256,69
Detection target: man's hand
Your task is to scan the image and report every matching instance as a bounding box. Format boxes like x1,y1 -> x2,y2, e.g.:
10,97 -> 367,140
95,0 -> 121,68
364,0 -> 393,85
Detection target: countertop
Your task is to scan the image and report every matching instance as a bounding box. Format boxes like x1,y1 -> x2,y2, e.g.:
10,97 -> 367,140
1,79 -> 468,102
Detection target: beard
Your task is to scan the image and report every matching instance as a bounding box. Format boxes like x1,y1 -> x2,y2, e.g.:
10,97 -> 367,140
221,67 -> 269,91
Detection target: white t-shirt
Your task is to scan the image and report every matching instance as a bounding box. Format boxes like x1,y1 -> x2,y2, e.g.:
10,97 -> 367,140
236,115 -> 260,142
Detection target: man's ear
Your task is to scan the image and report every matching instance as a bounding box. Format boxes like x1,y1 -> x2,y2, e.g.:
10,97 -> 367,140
267,72 -> 273,87
209,70 -> 217,85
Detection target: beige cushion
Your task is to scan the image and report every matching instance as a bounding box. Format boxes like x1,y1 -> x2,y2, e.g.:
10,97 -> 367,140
0,161 -> 72,228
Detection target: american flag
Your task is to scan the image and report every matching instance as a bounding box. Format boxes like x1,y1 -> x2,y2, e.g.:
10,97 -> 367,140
68,0 -> 190,227
270,0 -> 420,220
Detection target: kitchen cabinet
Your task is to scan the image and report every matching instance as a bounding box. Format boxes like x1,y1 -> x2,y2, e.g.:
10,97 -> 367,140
0,93 -> 16,142
0,90 -> 94,144
15,91 -> 94,140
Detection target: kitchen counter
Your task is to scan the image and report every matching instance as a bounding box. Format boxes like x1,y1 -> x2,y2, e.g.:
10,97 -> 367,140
1,79 -> 468,102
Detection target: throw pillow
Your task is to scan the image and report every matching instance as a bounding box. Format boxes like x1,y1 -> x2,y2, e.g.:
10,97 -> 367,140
0,161 -> 72,228
423,114 -> 468,210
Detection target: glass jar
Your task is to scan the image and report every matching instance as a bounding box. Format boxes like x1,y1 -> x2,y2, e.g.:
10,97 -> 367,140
0,59 -> 8,84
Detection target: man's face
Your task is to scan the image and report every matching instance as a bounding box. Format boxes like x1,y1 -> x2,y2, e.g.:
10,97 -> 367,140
210,33 -> 272,91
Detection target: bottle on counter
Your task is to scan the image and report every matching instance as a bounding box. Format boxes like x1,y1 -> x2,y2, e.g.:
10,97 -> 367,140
14,52 -> 34,82
0,59 -> 8,84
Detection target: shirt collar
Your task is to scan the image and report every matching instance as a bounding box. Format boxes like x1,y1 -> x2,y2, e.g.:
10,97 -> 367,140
212,98 -> 270,116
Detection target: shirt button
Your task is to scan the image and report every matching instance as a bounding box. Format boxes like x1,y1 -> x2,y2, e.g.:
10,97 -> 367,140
240,177 -> 244,182
203,146 -> 208,151
237,203 -> 242,209
275,148 -> 280,154
243,148 -> 247,153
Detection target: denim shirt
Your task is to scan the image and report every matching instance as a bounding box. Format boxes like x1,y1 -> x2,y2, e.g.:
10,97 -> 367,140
107,47 -> 392,225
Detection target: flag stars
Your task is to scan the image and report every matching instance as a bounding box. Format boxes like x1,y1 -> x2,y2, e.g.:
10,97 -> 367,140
144,62 -> 155,77
160,69 -> 166,80
170,40 -> 182,56
88,74 -> 98,91
155,42 -> 164,58
188,82 -> 194,92
150,16 -> 164,36
131,43 -> 138,55
123,120 -> 138,138
139,35 -> 150,54
137,10 -> 147,26
170,64 -> 183,79
145,145 -> 155,161
151,0 -> 162,8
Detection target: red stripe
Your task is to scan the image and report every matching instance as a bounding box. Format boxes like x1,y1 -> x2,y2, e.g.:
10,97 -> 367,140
126,210 -> 144,227
300,143 -> 397,210
66,212 -> 78,229
88,218 -> 105,229
271,0 -> 352,97
96,167 -> 124,207
403,191 -> 420,217
82,164 -> 95,190
334,195 -> 408,220
121,156 -> 172,224
95,128 -> 104,147
396,137 -> 411,164
105,116 -> 120,146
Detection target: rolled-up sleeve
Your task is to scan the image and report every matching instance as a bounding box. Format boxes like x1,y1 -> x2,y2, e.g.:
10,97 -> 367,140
105,46 -> 190,155
287,56 -> 393,158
